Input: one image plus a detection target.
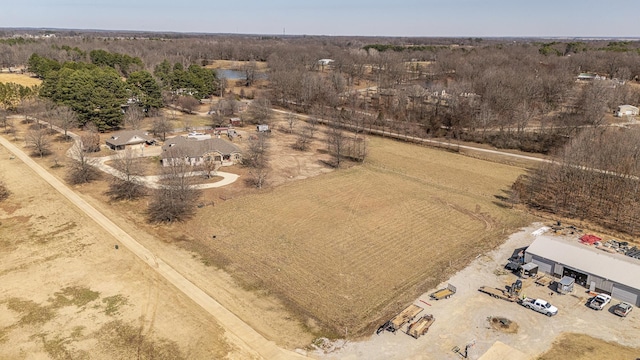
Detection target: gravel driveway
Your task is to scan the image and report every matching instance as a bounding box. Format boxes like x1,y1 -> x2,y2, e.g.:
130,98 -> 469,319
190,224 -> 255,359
315,224 -> 640,360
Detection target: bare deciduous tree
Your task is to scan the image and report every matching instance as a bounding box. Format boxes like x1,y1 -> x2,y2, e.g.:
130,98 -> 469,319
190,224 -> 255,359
199,157 -> 221,179
25,128 -> 51,158
67,142 -> 100,184
147,153 -> 200,223
286,112 -> 297,133
124,104 -> 144,130
81,132 -> 101,153
326,125 -> 347,168
54,105 -> 78,141
293,123 -> 315,151
106,148 -> 147,200
177,96 -> 200,114
246,97 -> 273,125
0,180 -> 10,202
151,114 -> 172,141
243,133 -> 270,188
0,109 -> 7,129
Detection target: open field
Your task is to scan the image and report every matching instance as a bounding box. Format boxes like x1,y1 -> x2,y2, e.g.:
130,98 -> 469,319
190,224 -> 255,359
205,60 -> 269,71
0,73 -> 42,87
319,225 -> 640,359
5,111 -> 639,358
539,333 -> 640,360
2,117 -> 316,352
176,135 -> 531,337
0,144 -> 241,359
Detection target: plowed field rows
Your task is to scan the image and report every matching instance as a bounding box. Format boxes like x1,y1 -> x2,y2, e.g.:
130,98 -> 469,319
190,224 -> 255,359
181,137 -> 529,336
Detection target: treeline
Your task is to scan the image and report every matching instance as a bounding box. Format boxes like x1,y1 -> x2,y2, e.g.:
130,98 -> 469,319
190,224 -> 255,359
362,44 -> 442,52
153,60 -> 217,99
538,41 -> 640,56
23,49 -> 219,131
0,82 -> 37,110
513,128 -> 640,236
89,49 -> 143,76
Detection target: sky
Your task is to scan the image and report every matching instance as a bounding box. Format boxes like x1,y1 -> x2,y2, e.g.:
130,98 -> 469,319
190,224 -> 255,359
1,0 -> 638,38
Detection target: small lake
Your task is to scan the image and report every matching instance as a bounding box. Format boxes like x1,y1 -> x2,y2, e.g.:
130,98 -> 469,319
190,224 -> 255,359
216,69 -> 267,80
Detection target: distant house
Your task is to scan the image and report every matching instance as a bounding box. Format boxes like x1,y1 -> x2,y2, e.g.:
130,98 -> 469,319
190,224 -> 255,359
229,117 -> 242,127
317,58 -> 334,66
615,105 -> 639,117
161,136 -> 241,167
105,130 -> 155,151
317,58 -> 334,71
577,73 -> 598,81
186,132 -> 212,141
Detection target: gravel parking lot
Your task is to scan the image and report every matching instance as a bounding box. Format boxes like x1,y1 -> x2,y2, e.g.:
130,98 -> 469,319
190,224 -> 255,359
316,223 -> 640,360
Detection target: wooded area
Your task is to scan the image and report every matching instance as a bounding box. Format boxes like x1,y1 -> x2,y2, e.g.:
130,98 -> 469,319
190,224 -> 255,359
2,30 -> 640,231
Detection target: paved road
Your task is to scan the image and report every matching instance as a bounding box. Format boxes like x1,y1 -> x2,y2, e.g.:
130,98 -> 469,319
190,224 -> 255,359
0,135 -> 307,360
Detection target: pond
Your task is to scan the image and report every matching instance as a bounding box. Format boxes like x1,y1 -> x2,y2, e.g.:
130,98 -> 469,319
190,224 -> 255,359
216,69 -> 267,80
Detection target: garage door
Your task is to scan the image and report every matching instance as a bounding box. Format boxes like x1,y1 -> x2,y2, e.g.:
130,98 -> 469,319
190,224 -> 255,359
612,284 -> 640,306
532,256 -> 554,274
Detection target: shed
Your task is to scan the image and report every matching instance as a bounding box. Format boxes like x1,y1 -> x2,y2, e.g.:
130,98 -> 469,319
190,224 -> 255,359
557,276 -> 575,294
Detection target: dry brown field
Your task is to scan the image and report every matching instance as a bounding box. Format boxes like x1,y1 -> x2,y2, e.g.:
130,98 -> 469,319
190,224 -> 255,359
7,113 -> 637,357
0,144 -> 239,359
205,60 -> 269,71
539,333 -> 640,360
175,135 -> 530,337
0,73 -> 42,87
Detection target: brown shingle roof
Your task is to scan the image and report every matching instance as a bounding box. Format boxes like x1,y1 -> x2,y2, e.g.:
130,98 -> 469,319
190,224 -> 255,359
161,136 -> 241,159
106,130 -> 154,147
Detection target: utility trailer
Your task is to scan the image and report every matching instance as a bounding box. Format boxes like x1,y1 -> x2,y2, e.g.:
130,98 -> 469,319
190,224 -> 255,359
430,284 -> 457,300
535,274 -> 554,287
376,304 -> 423,334
478,286 -> 519,302
406,314 -> 435,339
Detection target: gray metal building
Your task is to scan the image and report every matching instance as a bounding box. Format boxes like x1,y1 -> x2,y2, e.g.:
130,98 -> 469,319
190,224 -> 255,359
524,236 -> 640,306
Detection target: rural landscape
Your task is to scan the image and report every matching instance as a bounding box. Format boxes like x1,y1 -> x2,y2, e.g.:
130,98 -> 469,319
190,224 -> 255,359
1,20 -> 640,360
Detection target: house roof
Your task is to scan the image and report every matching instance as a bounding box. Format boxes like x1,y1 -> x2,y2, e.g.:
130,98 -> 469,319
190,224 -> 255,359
526,236 -> 640,290
106,130 -> 154,147
618,105 -> 638,111
161,136 -> 241,159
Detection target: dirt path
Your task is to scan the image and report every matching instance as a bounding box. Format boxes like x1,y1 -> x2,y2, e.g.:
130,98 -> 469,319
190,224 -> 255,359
0,135 -> 307,360
272,109 -> 549,164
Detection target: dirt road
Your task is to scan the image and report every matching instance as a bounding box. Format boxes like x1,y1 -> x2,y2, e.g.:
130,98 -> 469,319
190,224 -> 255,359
271,108 -> 549,164
0,135 -> 307,360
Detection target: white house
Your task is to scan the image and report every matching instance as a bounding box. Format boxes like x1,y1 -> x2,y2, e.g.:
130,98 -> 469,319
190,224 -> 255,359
615,105 -> 639,117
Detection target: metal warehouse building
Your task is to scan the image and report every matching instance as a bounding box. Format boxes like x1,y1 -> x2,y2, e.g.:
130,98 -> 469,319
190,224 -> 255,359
524,236 -> 640,306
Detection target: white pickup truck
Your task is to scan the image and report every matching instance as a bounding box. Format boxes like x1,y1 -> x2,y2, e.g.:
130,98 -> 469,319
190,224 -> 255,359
589,293 -> 611,311
520,297 -> 558,316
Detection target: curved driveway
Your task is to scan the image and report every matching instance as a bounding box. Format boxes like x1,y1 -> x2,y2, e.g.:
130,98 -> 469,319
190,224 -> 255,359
0,135 -> 306,360
94,153 -> 240,189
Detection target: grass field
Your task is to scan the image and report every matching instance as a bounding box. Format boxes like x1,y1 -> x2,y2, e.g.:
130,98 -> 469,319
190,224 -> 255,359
178,136 -> 530,337
205,60 -> 268,71
539,333 -> 640,360
0,73 -> 42,87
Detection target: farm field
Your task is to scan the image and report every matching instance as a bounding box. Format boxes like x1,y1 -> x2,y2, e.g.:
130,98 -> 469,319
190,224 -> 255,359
0,73 -> 41,87
0,142 -> 242,359
177,136 -> 531,337
539,333 -> 640,360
